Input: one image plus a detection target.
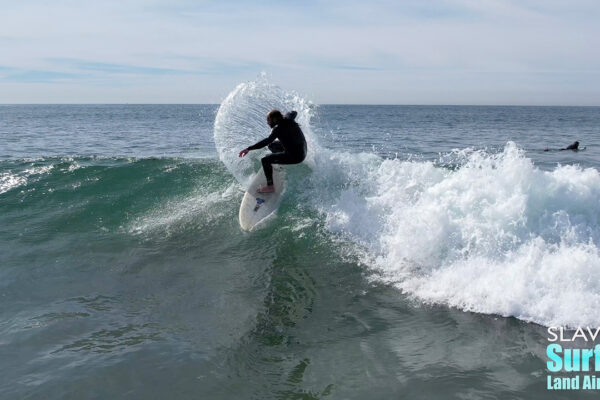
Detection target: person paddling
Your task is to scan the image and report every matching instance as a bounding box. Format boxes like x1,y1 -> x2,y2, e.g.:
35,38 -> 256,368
561,141 -> 579,151
544,141 -> 581,152
239,110 -> 307,193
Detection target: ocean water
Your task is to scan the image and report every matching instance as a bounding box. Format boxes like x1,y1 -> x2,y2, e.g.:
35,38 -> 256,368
2,79 -> 600,399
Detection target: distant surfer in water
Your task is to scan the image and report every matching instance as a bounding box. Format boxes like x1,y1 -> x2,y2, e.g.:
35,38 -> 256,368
543,141 -> 581,152
239,110 -> 307,193
562,141 -> 579,151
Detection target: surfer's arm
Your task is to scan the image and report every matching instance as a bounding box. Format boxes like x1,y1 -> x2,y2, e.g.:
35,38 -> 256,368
239,128 -> 278,157
247,129 -> 278,151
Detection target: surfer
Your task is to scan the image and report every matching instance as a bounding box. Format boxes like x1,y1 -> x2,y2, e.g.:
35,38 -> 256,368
238,110 -> 307,193
561,141 -> 579,151
543,141 -> 581,152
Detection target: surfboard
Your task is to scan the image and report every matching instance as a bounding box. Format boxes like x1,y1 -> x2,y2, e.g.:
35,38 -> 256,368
239,166 -> 285,231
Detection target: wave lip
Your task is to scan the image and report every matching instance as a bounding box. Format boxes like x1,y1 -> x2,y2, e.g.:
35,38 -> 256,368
0,164 -> 55,194
0,172 -> 27,194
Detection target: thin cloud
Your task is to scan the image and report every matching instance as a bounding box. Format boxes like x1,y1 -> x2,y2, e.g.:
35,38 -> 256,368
49,58 -> 197,76
1,69 -> 83,83
0,0 -> 598,104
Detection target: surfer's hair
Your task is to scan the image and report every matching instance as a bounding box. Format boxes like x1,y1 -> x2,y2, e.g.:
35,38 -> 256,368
267,110 -> 283,122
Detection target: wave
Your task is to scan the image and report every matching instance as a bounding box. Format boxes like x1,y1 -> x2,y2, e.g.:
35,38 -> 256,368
5,81 -> 600,328
214,77 -> 600,328
0,156 -> 239,239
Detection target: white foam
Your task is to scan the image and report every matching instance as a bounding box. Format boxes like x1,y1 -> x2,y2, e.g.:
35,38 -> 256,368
0,172 -> 27,194
24,165 -> 53,175
314,142 -> 600,327
0,164 -> 55,194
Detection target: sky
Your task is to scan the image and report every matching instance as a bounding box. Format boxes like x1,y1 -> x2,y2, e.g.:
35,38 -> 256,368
0,0 -> 599,105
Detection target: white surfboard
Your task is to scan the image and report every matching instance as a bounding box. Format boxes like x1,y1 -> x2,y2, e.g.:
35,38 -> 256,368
239,166 -> 285,231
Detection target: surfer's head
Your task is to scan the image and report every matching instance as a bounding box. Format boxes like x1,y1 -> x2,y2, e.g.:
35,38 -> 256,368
266,110 -> 283,128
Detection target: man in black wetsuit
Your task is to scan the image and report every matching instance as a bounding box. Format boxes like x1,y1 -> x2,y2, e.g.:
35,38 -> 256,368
238,109 -> 307,193
561,141 -> 579,151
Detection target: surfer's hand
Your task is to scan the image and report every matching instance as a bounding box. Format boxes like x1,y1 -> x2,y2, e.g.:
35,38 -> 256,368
239,148 -> 249,157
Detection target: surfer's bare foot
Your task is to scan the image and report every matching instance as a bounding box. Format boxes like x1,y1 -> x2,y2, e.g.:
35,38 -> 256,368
257,185 -> 275,193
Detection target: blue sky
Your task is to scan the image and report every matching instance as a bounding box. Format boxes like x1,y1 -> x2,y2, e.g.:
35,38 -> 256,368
0,0 -> 599,104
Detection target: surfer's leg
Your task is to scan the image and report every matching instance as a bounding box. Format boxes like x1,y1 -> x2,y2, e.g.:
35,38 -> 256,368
261,153 -> 278,186
261,152 -> 302,186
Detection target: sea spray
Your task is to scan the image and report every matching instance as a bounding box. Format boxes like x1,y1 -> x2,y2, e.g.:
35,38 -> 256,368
213,74 -> 316,189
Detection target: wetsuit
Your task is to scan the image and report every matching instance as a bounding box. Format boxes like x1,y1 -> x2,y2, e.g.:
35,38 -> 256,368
247,113 -> 307,186
561,141 -> 579,151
